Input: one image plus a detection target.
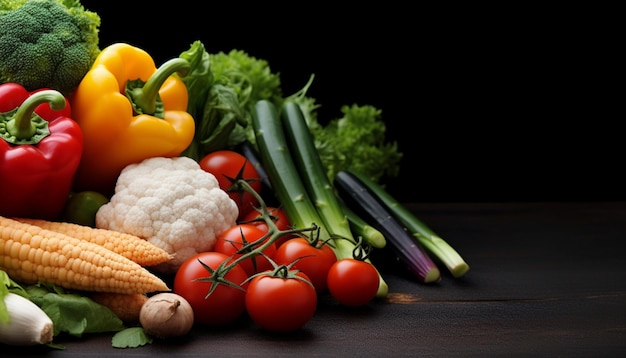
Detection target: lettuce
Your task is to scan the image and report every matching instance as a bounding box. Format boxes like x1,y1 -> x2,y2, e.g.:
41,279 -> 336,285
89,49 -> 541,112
177,42 -> 283,160
177,41 -> 402,184
307,103 -> 403,184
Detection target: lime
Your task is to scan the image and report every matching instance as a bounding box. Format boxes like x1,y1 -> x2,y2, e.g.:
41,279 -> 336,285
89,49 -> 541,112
59,191 -> 109,227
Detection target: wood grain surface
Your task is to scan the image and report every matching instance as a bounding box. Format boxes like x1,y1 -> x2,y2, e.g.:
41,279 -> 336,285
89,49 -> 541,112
6,202 -> 625,357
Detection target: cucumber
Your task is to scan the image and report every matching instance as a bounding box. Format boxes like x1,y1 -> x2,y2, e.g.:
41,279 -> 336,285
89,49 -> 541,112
251,100 -> 389,297
250,100 -> 329,241
279,101 -> 354,246
347,169 -> 469,278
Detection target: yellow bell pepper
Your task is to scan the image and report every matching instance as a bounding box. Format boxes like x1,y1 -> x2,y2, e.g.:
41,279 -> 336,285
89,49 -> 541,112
70,43 -> 195,195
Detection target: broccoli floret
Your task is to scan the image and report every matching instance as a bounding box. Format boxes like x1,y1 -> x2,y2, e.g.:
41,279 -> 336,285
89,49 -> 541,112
0,0 -> 100,96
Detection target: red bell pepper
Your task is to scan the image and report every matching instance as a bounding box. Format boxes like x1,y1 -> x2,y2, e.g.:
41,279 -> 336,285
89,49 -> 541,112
0,83 -> 83,220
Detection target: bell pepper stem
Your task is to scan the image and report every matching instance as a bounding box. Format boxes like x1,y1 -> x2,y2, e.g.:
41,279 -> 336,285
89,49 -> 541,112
130,58 -> 191,115
4,90 -> 65,143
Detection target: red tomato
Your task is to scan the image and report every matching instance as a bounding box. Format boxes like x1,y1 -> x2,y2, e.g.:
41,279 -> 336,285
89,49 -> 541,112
173,251 -> 249,325
241,207 -> 295,248
326,258 -> 379,307
245,271 -> 317,332
274,237 -> 337,293
214,224 -> 277,276
199,150 -> 262,219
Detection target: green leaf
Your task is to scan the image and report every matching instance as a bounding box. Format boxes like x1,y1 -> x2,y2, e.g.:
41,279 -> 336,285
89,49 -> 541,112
112,327 -> 153,348
178,45 -> 283,160
26,283 -> 125,336
176,40 -> 213,122
0,272 -> 10,324
0,270 -> 29,323
306,104 -> 403,184
210,49 -> 283,108
195,84 -> 246,155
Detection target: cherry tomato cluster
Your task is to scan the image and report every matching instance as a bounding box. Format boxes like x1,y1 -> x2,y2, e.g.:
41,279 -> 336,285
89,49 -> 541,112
173,150 -> 381,333
242,207 -> 296,248
214,224 -> 277,276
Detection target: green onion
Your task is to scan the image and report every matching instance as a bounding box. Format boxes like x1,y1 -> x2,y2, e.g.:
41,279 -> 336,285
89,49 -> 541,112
346,170 -> 469,278
334,170 -> 441,283
340,199 -> 387,249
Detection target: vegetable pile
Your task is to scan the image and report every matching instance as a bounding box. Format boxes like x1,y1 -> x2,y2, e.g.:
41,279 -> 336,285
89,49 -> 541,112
0,0 -> 470,350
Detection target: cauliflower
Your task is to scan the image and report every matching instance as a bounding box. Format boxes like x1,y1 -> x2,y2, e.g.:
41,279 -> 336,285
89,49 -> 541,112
96,156 -> 239,274
0,0 -> 101,96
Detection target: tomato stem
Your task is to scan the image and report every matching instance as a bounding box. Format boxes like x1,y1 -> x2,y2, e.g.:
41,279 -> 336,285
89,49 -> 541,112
207,179 -> 320,293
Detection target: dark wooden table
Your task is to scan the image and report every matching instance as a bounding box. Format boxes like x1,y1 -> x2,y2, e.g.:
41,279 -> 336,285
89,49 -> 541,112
6,202 -> 626,357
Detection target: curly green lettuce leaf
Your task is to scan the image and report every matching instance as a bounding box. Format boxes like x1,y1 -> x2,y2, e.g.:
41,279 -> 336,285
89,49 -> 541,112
177,41 -> 401,183
178,43 -> 283,160
210,49 -> 283,109
308,104 -> 403,184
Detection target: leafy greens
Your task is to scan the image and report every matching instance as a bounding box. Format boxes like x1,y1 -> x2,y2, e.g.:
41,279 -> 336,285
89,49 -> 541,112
177,41 -> 402,184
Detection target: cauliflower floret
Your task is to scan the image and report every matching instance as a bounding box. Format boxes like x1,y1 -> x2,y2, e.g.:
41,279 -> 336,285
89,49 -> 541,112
96,156 -> 239,274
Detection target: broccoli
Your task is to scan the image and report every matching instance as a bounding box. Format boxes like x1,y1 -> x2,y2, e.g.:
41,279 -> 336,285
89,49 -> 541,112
0,0 -> 101,96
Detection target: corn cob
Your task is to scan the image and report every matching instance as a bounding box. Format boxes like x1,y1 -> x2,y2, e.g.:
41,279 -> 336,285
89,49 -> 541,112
0,216 -> 169,294
15,218 -> 173,267
89,292 -> 148,323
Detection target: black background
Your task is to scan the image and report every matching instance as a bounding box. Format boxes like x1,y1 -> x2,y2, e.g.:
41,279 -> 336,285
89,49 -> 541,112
79,2 -> 621,202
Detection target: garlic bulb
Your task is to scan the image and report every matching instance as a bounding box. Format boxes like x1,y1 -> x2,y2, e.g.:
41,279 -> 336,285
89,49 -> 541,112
0,293 -> 54,345
139,292 -> 194,338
